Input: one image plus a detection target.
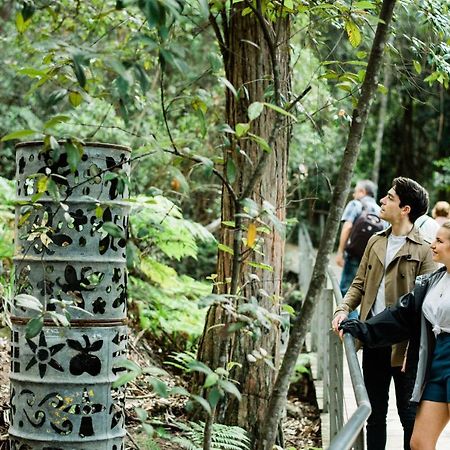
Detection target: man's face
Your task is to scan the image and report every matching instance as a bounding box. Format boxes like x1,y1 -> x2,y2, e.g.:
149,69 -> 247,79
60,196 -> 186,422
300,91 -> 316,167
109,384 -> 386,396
379,187 -> 407,223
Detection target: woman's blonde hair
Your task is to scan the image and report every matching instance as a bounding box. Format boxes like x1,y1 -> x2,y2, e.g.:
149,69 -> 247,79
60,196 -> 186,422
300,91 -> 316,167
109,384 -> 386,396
441,221 -> 450,234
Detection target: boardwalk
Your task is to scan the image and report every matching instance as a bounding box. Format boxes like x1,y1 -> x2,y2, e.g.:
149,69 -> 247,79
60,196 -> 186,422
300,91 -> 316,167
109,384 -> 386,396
313,350 -> 450,449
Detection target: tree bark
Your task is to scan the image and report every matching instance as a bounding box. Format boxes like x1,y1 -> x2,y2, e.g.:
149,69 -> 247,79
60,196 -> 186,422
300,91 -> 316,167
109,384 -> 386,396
196,4 -> 291,446
257,1 -> 397,449
372,48 -> 392,187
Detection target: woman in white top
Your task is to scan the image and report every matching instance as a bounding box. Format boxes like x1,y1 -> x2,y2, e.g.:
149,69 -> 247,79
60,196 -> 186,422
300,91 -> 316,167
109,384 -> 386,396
340,221 -> 450,450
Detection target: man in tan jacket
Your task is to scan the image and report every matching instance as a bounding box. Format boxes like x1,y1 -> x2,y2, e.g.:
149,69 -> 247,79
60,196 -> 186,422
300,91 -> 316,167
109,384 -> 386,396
332,177 -> 437,450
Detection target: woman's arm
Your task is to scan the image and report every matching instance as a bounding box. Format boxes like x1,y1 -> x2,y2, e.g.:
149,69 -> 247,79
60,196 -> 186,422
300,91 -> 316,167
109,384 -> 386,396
340,289 -> 417,347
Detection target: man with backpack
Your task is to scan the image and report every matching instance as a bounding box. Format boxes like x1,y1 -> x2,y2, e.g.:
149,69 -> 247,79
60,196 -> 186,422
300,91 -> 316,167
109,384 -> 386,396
336,179 -> 383,297
332,177 -> 437,450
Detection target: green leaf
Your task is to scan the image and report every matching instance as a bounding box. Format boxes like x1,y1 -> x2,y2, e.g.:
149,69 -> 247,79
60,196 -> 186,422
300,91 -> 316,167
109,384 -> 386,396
37,176 -> 48,193
47,179 -> 60,201
150,378 -> 169,398
356,51 -> 367,59
219,380 -> 242,400
18,68 -> 48,77
424,71 -> 439,85
226,158 -> 236,183
190,394 -> 212,415
246,261 -> 274,271
263,102 -> 297,121
345,21 -> 362,48
65,142 -> 83,173
218,243 -> 234,255
101,222 -> 125,238
282,304 -> 296,316
142,423 -> 154,436
248,133 -> 272,153
187,360 -> 212,375
413,60 -> 422,75
15,12 -> 27,33
72,57 -> 86,89
235,122 -> 250,138
353,1 -> 377,9
377,83 -> 388,95
204,372 -> 219,388
248,101 -> 264,121
135,407 -> 148,422
1,129 -> 38,142
95,205 -> 104,219
219,77 -> 238,98
25,317 -> 44,339
15,294 -> 43,312
114,358 -> 142,372
222,221 -> 235,228
69,92 -> 83,107
112,371 -> 139,388
208,386 -> 223,408
44,115 -> 70,130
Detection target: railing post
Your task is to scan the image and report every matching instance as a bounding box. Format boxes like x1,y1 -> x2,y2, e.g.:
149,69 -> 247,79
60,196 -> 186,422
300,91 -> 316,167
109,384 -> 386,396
321,289 -> 334,413
329,330 -> 344,440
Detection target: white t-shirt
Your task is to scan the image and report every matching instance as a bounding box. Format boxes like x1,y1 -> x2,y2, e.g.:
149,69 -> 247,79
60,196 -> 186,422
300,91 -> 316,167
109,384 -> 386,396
415,215 -> 440,244
371,234 -> 407,316
422,272 -> 450,336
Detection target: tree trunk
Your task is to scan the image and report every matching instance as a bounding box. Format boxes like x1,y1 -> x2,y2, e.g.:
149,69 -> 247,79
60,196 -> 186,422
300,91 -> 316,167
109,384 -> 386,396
196,4 -> 291,446
372,49 -> 392,187
258,1 -> 397,449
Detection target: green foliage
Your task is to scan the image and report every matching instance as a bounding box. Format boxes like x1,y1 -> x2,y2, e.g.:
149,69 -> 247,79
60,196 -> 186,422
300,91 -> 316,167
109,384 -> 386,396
0,177 -> 15,259
291,355 -> 312,383
433,157 -> 450,193
130,195 -> 216,261
130,275 -> 209,349
172,421 -> 251,450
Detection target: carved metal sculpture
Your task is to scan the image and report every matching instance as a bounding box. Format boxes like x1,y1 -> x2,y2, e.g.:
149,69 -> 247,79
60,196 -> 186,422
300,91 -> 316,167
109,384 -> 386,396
11,141 -> 130,449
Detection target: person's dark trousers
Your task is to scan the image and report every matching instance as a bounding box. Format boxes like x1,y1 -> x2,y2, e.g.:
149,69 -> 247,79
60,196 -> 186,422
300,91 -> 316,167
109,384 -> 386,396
362,346 -> 417,450
339,253 -> 360,319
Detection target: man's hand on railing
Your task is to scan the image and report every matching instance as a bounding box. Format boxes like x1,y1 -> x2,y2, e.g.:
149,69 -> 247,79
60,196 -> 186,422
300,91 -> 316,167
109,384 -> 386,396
335,251 -> 345,267
339,318 -> 369,342
331,313 -> 348,339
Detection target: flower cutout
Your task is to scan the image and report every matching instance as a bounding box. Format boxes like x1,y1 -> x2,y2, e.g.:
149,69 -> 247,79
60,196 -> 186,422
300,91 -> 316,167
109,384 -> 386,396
26,331 -> 65,378
93,297 -> 106,314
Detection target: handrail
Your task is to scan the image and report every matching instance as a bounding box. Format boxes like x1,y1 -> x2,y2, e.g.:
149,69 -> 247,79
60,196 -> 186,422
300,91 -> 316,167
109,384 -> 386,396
326,266 -> 343,306
298,224 -> 371,449
326,267 -> 371,450
327,334 -> 371,450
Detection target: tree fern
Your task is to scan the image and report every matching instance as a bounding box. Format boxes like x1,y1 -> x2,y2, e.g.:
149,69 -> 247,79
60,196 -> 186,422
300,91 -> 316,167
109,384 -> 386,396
172,421 -> 251,450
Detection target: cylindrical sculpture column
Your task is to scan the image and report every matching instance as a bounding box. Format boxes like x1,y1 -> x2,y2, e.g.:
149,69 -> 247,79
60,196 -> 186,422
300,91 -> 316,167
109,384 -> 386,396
11,141 -> 130,450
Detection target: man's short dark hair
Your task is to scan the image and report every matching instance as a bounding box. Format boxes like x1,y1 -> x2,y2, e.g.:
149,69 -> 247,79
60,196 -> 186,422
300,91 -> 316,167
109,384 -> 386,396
392,177 -> 429,223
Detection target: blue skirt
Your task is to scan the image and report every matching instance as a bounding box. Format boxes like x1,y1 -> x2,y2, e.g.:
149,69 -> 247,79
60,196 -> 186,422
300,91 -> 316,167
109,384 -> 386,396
422,332 -> 450,403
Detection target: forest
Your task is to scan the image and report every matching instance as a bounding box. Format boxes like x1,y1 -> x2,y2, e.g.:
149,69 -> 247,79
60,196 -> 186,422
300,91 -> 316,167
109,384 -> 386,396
0,1 -> 449,449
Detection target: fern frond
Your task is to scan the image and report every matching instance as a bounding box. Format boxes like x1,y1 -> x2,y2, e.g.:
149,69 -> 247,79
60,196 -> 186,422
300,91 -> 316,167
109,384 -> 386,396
174,421 -> 251,450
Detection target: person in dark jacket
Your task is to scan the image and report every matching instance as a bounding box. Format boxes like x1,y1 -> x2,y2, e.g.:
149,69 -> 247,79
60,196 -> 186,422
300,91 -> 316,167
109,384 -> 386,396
340,221 -> 450,450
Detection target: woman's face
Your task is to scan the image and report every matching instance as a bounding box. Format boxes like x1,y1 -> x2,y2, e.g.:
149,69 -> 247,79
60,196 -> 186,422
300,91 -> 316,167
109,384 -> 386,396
431,226 -> 450,268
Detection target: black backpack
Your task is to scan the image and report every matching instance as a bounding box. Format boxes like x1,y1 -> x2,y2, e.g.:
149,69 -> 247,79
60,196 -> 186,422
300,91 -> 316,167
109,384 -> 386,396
345,200 -> 384,259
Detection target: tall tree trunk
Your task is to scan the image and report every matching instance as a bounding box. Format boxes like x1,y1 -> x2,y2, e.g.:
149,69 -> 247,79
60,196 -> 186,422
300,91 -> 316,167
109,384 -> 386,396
372,50 -> 392,187
258,1 -> 397,449
197,4 -> 291,446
